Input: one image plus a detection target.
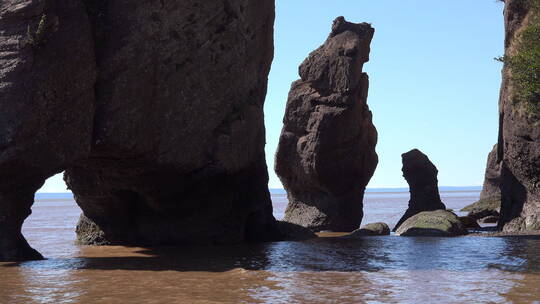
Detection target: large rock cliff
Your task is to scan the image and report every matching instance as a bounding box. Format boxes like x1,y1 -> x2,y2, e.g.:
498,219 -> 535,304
498,0 -> 540,231
0,0 -> 96,261
275,17 -> 378,232
0,0 -> 278,261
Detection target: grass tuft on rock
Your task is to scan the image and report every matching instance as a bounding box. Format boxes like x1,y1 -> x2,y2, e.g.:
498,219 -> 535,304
497,0 -> 540,122
27,14 -> 48,47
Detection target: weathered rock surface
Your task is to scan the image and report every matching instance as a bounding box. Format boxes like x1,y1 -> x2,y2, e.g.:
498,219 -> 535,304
498,0 -> 540,232
461,196 -> 501,220
276,221 -> 317,241
0,0 -> 96,260
480,145 -> 502,200
393,149 -> 446,231
0,0 -> 279,260
395,210 -> 468,237
466,145 -> 502,222
458,216 -> 481,229
275,17 -> 378,232
348,222 -> 390,237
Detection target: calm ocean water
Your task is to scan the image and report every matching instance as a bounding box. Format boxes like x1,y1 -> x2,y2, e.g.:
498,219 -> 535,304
0,188 -> 539,303
271,187 -> 483,227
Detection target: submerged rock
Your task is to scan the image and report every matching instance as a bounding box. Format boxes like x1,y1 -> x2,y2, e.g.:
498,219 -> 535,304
348,222 -> 390,237
393,149 -> 446,231
0,0 -> 279,260
275,17 -> 378,232
395,210 -> 468,237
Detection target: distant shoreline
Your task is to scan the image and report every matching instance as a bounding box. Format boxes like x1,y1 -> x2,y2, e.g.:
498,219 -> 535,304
268,186 -> 481,195
36,186 -> 482,197
34,186 -> 482,205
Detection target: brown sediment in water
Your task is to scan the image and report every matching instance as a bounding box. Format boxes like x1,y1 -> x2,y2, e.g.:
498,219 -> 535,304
316,232 -> 351,238
468,230 -> 540,238
2,194 -> 540,303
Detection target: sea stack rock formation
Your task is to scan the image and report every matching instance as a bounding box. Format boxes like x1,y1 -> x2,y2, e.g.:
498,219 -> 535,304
393,149 -> 446,231
0,0 -> 278,261
275,17 -> 378,232
498,0 -> 540,232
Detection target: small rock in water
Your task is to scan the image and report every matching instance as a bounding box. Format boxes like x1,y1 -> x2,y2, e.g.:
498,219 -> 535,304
348,222 -> 390,237
276,221 -> 317,241
458,216 -> 481,229
395,210 -> 468,237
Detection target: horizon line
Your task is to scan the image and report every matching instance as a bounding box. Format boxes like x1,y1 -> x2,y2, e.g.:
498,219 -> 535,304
36,185 -> 483,194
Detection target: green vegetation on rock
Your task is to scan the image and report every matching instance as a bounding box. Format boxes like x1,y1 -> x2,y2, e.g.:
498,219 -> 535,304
395,210 -> 468,237
348,222 -> 390,237
27,14 -> 48,47
497,0 -> 540,122
461,196 -> 501,220
461,196 -> 501,213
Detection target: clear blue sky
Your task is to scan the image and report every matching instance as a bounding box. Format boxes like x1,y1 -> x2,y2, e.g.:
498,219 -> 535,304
265,0 -> 505,188
39,0 -> 505,192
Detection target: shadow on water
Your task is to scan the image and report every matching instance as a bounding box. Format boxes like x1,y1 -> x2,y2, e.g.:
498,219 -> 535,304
2,236 -> 540,274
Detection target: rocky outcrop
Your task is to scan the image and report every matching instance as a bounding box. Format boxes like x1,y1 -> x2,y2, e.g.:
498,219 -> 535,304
0,0 -> 278,261
480,145 -> 502,200
395,210 -> 467,237
275,221 -> 317,241
393,149 -> 446,231
466,145 -> 502,221
498,0 -> 540,232
458,216 -> 481,229
461,197 -> 500,220
348,222 -> 390,237
275,17 -> 378,232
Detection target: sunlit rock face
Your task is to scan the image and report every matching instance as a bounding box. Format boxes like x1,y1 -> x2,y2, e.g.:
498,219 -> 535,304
498,0 -> 540,232
0,0 -> 279,261
275,17 -> 378,232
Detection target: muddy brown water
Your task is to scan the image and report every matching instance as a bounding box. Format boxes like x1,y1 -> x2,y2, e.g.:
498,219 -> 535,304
1,190 -> 539,303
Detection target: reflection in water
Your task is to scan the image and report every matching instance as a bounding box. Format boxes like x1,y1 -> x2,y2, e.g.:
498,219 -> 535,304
1,195 -> 540,303
1,237 -> 540,303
